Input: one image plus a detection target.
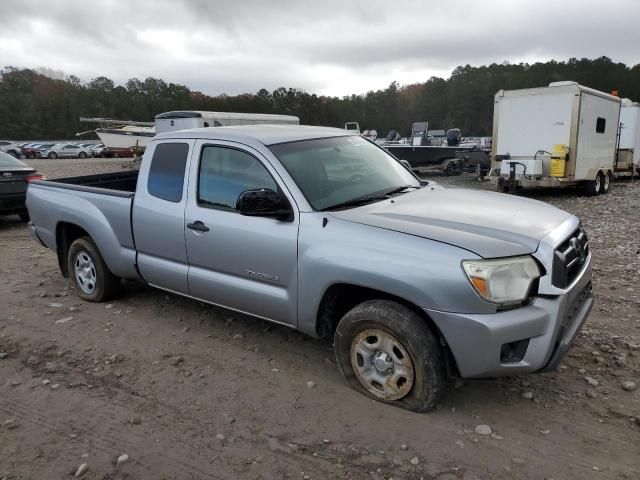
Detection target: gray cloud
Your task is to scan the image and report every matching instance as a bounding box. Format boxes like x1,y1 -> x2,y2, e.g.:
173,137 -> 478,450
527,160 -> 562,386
1,0 -> 639,96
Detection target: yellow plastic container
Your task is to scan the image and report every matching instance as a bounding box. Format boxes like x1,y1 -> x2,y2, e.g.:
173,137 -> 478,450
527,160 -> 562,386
550,144 -> 568,177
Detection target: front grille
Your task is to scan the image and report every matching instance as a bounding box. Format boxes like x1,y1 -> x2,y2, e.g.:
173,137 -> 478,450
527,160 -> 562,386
552,226 -> 589,288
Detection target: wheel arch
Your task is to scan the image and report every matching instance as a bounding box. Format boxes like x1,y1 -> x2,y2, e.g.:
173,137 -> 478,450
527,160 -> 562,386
315,283 -> 459,376
55,222 -> 91,277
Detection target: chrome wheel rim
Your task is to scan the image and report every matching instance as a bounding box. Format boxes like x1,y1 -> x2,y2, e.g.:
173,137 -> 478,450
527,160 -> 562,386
350,329 -> 414,400
603,174 -> 610,191
73,250 -> 97,294
595,175 -> 601,192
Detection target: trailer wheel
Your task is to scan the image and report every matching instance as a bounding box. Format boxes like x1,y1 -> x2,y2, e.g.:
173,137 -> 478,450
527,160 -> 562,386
585,172 -> 602,196
443,161 -> 456,176
600,171 -> 612,194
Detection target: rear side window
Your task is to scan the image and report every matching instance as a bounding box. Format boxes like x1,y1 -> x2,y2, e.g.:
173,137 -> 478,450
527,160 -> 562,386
596,117 -> 606,133
147,143 -> 189,202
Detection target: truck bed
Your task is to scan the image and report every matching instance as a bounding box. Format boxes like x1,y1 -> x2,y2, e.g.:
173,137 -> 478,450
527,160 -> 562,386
42,170 -> 139,196
26,169 -> 141,281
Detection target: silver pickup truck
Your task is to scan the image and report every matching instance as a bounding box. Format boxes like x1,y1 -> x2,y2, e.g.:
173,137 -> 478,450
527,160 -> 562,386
27,125 -> 594,411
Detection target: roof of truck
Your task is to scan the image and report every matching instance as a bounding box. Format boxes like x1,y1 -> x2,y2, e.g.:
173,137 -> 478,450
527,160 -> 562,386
154,124 -> 350,146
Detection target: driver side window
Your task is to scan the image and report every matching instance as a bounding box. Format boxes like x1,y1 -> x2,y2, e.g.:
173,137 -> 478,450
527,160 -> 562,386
198,146 -> 277,211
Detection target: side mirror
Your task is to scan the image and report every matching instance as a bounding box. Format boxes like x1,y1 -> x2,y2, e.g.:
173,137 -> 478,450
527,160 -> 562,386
236,188 -> 292,220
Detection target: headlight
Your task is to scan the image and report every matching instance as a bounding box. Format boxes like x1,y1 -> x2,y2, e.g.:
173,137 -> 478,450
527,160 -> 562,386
462,256 -> 541,307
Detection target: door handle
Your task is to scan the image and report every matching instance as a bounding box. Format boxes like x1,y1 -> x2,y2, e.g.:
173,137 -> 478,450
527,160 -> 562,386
187,221 -> 210,232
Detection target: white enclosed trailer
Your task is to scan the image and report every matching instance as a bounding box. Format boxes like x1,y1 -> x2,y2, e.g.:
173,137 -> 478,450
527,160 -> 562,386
155,111 -> 299,134
618,98 -> 640,169
491,81 -> 621,195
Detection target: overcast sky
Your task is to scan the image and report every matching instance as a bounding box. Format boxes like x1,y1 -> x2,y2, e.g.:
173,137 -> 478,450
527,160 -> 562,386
2,0 -> 639,97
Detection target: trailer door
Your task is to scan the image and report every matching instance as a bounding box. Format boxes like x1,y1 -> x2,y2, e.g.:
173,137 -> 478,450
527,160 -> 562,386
575,94 -> 618,180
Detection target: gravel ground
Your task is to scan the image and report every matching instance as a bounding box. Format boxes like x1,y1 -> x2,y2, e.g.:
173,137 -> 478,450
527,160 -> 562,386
0,161 -> 638,479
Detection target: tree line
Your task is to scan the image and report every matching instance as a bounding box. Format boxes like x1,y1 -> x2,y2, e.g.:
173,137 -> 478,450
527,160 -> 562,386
1,56 -> 638,140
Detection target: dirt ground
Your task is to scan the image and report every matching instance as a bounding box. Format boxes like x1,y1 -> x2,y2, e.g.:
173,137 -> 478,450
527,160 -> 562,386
1,158 -> 639,479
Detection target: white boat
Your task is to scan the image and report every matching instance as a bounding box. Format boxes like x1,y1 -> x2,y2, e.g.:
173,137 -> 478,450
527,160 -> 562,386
95,125 -> 156,149
79,118 -> 155,150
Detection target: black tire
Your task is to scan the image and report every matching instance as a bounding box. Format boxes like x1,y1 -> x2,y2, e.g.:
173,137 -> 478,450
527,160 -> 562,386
48,152 -> 57,159
585,172 -> 602,196
67,236 -> 120,302
79,151 -> 87,159
334,300 -> 444,412
18,213 -> 30,222
444,161 -> 456,176
600,171 -> 612,194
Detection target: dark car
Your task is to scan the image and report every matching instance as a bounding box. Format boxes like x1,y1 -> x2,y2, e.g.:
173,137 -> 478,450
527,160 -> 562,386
21,143 -> 43,159
0,152 -> 44,221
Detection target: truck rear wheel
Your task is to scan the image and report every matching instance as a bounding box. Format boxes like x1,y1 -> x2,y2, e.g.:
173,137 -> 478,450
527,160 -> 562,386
67,236 -> 120,302
334,300 -> 444,412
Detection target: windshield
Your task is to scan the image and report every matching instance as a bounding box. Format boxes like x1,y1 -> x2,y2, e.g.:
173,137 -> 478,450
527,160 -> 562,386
269,136 -> 420,211
0,152 -> 28,167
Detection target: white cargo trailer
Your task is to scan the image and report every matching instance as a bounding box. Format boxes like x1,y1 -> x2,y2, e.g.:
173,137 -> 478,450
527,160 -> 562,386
491,81 -> 621,195
155,111 -> 299,134
618,98 -> 640,169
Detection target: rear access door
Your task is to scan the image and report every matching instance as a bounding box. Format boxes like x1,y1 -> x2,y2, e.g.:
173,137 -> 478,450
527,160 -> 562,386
132,139 -> 195,295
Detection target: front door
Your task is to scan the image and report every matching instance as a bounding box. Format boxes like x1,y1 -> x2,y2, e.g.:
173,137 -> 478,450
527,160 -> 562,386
184,141 -> 299,326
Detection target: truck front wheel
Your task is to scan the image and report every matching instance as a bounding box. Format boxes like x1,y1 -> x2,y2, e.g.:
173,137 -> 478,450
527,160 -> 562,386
334,300 -> 444,412
67,236 -> 120,302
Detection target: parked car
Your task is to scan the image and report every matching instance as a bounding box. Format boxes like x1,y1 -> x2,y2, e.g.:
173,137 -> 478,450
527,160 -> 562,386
0,141 -> 22,158
90,143 -> 106,157
27,125 -> 593,411
21,143 -> 43,159
38,143 -> 92,159
0,152 -> 44,221
33,143 -> 55,157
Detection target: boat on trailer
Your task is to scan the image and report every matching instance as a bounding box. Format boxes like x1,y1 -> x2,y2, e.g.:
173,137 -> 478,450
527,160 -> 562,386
79,111 -> 300,152
79,117 -> 155,152
383,121 -> 491,175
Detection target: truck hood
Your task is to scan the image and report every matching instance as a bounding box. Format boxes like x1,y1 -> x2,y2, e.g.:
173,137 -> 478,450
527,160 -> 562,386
330,186 -> 573,258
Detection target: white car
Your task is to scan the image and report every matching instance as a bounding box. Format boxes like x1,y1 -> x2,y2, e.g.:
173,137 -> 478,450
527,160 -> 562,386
39,143 -> 92,159
0,141 -> 22,158
90,143 -> 106,157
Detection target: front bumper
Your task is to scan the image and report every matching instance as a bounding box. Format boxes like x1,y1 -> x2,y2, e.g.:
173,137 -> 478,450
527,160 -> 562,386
426,257 -> 594,378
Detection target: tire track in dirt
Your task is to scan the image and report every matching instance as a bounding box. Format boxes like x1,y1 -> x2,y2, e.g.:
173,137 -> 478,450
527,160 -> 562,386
1,388 -> 349,480
0,395 -> 226,480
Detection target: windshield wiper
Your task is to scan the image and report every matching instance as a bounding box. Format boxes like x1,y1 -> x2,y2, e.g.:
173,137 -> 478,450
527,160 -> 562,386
321,195 -> 389,211
380,185 -> 420,196
321,185 -> 419,211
